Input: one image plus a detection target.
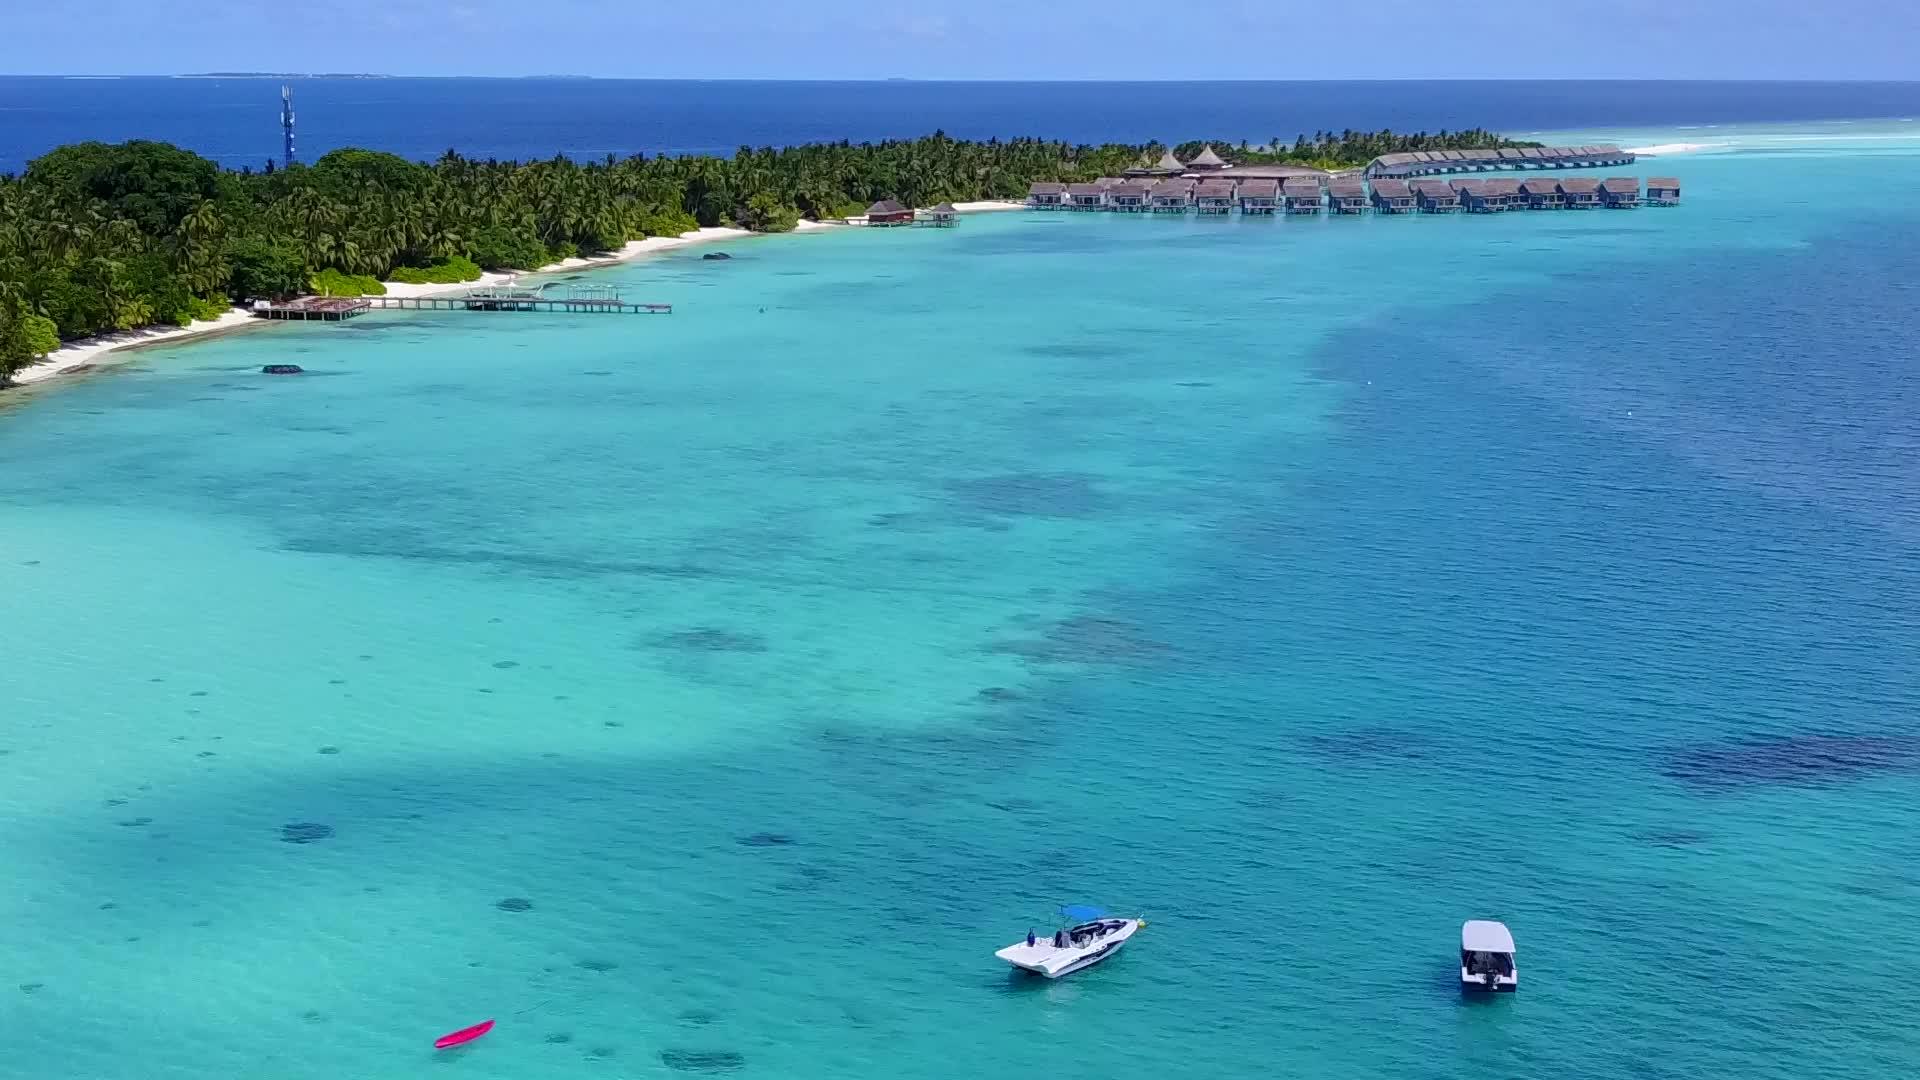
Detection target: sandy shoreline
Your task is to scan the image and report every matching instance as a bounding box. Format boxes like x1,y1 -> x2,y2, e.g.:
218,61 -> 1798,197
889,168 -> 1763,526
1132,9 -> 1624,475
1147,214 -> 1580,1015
7,203 -> 1023,391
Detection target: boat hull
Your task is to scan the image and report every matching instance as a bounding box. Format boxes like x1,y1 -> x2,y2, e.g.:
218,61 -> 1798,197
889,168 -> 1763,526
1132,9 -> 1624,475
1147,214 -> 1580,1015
998,918 -> 1141,978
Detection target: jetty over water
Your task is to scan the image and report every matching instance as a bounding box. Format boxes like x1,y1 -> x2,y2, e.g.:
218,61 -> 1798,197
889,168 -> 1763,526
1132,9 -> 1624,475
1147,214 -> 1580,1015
256,283 -> 672,321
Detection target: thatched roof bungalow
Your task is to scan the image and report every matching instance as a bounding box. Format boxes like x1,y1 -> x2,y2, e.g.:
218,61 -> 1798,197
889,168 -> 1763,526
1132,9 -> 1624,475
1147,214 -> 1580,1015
1236,178 -> 1279,214
1369,177 -> 1415,213
1282,176 -> 1324,214
1027,181 -> 1067,208
1328,177 -> 1368,214
1107,182 -> 1150,212
1066,182 -> 1107,210
1194,178 -> 1236,214
1557,177 -> 1600,208
866,199 -> 913,226
1647,177 -> 1681,205
1412,178 -> 1460,212
1599,176 -> 1641,208
1187,145 -> 1228,170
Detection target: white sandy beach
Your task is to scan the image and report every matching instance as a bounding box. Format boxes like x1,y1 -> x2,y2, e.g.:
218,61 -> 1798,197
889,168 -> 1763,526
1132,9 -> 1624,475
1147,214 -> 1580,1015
1623,142 -> 1713,156
10,205 -> 1022,390
10,226 -> 755,387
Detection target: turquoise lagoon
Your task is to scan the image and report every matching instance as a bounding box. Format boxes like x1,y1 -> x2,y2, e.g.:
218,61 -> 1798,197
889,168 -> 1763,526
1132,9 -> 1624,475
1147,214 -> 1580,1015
5,124 -> 1920,1080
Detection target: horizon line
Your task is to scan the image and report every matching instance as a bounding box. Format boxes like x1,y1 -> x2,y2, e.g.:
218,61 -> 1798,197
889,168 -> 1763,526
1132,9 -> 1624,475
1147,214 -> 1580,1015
9,74 -> 1920,84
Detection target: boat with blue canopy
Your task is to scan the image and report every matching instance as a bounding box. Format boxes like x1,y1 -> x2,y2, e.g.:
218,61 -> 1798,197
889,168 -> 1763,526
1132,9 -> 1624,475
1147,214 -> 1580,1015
996,905 -> 1145,978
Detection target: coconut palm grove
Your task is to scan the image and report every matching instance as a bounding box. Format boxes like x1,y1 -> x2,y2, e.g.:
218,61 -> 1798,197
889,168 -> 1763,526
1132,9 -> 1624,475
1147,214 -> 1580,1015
0,128 -> 1529,378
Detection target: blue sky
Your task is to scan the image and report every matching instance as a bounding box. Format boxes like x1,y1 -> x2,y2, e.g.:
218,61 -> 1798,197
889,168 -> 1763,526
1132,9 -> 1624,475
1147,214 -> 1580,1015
5,0 -> 1918,79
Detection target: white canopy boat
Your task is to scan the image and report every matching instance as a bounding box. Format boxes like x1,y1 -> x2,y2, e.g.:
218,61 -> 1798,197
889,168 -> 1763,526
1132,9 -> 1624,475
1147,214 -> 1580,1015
1460,920 -> 1517,992
997,907 -> 1144,979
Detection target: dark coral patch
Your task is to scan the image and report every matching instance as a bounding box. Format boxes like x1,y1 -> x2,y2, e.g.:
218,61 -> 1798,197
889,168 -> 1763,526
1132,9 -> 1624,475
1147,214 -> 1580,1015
1662,733 -> 1920,791
492,660 -> 520,670
118,817 -> 153,827
280,822 -> 334,844
496,897 -> 533,912
947,472 -> 1105,518
575,958 -> 617,972
544,1033 -> 573,1044
317,746 -> 341,755
650,628 -> 768,653
988,614 -> 1169,665
737,832 -> 794,847
678,1009 -> 720,1026
976,686 -> 1025,702
661,1050 -> 746,1073
1301,726 -> 1431,762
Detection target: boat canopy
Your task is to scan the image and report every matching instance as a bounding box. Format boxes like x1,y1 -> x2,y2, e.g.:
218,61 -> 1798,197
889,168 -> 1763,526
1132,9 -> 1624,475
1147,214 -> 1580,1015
1059,904 -> 1107,922
1462,920 -> 1515,953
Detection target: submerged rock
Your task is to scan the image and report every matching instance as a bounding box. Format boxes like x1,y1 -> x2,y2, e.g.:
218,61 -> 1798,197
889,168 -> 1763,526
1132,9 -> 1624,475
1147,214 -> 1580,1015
544,1032 -> 573,1044
702,252 -> 732,261
496,897 -> 533,912
279,822 -> 334,844
737,832 -> 794,848
575,958 -> 618,972
661,1049 -> 745,1073
1663,733 -> 1920,790
261,364 -> 304,375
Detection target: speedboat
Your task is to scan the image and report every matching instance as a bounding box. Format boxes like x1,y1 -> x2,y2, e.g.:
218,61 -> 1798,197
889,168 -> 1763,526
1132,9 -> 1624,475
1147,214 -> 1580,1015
996,907 -> 1144,979
1460,920 -> 1517,992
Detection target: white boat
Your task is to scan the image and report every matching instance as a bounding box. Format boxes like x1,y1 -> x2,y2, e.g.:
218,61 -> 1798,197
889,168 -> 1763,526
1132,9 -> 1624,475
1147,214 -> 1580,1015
1460,920 -> 1517,992
997,911 -> 1144,979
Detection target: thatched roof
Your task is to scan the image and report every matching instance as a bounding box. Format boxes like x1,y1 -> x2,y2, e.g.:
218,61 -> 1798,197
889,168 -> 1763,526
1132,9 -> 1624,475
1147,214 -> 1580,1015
1188,145 -> 1227,168
930,201 -> 958,213
1370,178 -> 1412,198
1155,151 -> 1184,170
1235,178 -> 1279,198
1328,178 -> 1366,197
1195,179 -> 1235,198
1517,178 -> 1561,193
1065,183 -> 1105,197
1108,183 -> 1150,198
866,200 -> 908,215
1557,178 -> 1601,193
1600,176 -> 1641,192
1647,177 -> 1681,190
1028,182 -> 1067,195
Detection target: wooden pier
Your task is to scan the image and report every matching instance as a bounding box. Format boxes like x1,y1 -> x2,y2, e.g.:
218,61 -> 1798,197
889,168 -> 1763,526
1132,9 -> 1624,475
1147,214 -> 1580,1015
258,284 -> 673,320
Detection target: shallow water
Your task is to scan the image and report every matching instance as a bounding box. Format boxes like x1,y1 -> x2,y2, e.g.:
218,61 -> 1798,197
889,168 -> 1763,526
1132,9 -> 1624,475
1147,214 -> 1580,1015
5,125 -> 1920,1080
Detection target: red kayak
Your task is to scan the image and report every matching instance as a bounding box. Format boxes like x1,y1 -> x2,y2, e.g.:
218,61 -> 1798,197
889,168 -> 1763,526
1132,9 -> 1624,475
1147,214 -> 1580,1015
435,1019 -> 495,1050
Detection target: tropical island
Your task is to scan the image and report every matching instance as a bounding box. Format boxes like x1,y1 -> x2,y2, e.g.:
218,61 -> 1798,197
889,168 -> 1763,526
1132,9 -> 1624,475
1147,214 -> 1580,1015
0,128 -> 1535,382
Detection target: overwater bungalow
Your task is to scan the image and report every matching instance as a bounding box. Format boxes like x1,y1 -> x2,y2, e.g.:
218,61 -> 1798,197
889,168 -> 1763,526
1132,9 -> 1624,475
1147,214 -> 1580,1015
1066,183 -> 1107,210
1451,179 -> 1494,213
1194,179 -> 1235,215
1328,178 -> 1369,214
1283,177 -> 1324,214
918,201 -> 959,227
866,199 -> 914,226
1364,144 -> 1634,178
1647,177 -> 1681,206
1599,177 -> 1641,208
1187,145 -> 1229,170
1412,179 -> 1461,213
1557,177 -> 1600,208
1107,182 -> 1150,212
1150,179 -> 1193,213
1028,181 -> 1067,209
1518,178 -> 1563,209
1483,178 -> 1523,210
1518,148 -> 1544,165
1369,178 -> 1416,213
1236,178 -> 1279,214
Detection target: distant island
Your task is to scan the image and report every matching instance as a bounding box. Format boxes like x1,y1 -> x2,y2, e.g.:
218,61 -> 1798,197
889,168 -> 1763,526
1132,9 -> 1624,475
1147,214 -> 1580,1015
0,128 -> 1535,380
178,72 -> 391,79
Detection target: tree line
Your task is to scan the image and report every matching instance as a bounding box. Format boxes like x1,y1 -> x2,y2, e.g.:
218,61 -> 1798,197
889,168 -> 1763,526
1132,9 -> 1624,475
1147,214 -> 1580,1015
0,127 -> 1529,382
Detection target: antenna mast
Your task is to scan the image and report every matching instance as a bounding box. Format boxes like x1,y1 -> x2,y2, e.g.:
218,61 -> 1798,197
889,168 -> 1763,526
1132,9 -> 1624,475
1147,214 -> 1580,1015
281,84 -> 296,169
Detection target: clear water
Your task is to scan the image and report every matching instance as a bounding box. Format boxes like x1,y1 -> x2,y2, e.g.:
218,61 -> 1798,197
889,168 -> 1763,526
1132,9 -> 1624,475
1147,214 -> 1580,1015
4,76 -> 1920,169
4,124 -> 1920,1080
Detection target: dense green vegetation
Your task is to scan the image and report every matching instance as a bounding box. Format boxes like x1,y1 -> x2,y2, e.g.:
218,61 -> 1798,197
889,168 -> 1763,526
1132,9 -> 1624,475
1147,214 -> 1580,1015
0,128 -> 1526,383
1176,129 -> 1541,172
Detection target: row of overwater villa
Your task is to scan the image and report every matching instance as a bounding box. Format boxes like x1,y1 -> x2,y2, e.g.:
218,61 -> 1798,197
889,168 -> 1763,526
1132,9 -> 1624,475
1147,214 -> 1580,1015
1026,144 -> 1679,216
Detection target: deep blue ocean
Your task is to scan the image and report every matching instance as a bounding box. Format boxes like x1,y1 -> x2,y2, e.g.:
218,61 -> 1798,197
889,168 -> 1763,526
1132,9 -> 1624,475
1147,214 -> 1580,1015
3,77 -> 1920,169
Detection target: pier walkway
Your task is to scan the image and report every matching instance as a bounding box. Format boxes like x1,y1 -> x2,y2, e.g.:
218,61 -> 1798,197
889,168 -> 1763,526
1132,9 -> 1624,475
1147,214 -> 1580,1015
256,283 -> 672,321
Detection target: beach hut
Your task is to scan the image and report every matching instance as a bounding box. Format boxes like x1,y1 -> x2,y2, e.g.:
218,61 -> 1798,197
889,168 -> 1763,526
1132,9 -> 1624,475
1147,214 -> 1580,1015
1369,178 -> 1416,213
1066,183 -> 1107,211
1647,177 -> 1681,206
1327,177 -> 1368,214
1518,178 -> 1562,209
866,199 -> 914,226
1412,179 -> 1460,213
1150,179 -> 1193,213
1236,178 -> 1280,215
1187,145 -> 1228,170
1283,177 -> 1324,214
1194,179 -> 1236,215
918,201 -> 959,227
1027,182 -> 1067,209
1557,177 -> 1600,208
1599,177 -> 1642,208
1107,182 -> 1150,212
